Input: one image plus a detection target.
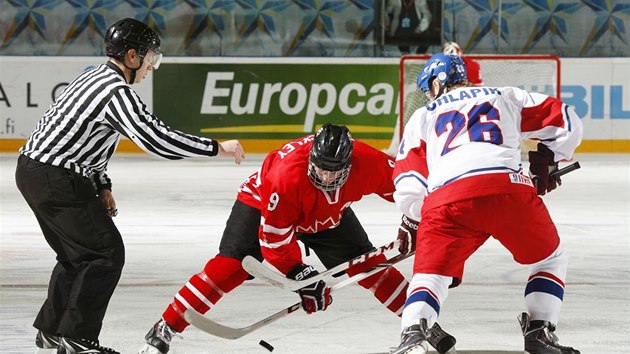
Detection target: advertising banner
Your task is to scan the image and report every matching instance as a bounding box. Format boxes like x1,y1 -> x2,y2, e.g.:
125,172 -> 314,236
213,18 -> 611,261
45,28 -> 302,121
1,57 -> 628,153
560,58 -> 630,152
153,60 -> 399,146
0,57 -> 153,137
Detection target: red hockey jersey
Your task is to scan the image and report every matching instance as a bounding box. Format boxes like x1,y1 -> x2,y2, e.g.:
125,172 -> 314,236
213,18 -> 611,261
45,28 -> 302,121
462,56 -> 483,86
237,136 -> 395,274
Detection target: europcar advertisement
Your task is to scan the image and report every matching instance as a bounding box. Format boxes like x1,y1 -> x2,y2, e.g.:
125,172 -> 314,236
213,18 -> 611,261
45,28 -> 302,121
153,60 -> 399,144
0,57 -> 628,153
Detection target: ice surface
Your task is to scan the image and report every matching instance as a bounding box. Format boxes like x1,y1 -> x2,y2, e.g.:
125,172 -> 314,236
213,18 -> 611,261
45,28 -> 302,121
1,153 -> 628,353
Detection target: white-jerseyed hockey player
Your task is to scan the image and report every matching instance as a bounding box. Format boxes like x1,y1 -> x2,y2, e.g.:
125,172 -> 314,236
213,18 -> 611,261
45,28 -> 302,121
390,53 -> 583,354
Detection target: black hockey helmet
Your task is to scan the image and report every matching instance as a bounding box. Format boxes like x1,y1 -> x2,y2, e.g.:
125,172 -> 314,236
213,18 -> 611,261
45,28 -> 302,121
308,123 -> 354,191
105,18 -> 161,67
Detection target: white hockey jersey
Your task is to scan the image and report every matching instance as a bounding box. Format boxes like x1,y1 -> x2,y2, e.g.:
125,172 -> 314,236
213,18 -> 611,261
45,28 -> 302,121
393,86 -> 583,220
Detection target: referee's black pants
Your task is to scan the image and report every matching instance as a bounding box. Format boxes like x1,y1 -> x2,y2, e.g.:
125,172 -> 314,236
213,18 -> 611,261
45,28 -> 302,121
15,155 -> 125,340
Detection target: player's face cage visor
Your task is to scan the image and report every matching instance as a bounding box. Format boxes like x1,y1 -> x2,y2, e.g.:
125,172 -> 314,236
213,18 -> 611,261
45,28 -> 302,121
308,163 -> 351,192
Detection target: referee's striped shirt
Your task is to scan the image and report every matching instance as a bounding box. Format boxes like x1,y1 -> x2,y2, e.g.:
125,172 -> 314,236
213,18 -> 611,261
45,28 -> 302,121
20,61 -> 219,190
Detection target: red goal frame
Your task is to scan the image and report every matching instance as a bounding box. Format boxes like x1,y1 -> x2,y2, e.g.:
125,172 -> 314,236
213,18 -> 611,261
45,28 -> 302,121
398,55 -> 561,140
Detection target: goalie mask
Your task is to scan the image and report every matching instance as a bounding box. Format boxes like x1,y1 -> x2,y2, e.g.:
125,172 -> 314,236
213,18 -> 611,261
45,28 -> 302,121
416,53 -> 468,102
442,41 -> 463,56
308,124 -> 354,192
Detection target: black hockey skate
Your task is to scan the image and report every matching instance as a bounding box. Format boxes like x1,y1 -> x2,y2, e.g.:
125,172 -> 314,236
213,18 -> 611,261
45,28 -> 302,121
390,319 -> 430,354
518,312 -> 580,354
139,319 -> 180,354
57,337 -> 120,354
35,330 -> 59,353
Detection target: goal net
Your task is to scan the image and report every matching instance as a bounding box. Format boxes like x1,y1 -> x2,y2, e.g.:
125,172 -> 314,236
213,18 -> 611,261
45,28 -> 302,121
386,55 -> 561,155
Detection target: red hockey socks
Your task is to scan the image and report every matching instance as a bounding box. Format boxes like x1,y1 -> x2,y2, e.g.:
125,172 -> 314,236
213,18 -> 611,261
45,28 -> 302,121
347,254 -> 409,316
162,255 -> 250,332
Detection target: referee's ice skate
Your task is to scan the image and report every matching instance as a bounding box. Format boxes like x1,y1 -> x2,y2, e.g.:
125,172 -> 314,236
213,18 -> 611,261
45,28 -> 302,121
57,337 -> 120,354
35,330 -> 58,353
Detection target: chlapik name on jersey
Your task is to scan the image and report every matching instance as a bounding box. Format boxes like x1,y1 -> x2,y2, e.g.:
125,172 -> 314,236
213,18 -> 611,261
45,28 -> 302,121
426,87 -> 502,111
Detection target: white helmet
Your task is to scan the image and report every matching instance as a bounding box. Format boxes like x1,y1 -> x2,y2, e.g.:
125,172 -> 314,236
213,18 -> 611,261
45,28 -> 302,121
442,42 -> 463,56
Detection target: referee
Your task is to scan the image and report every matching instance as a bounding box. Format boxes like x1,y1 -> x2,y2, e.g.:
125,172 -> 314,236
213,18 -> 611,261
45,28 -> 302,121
15,18 -> 244,354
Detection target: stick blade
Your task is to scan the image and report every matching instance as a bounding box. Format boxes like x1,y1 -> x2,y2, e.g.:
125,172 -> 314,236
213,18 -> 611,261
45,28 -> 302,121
184,309 -> 245,340
184,303 -> 303,340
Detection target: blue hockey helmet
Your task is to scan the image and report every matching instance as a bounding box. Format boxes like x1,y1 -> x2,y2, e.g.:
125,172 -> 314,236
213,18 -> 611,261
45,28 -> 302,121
416,53 -> 468,94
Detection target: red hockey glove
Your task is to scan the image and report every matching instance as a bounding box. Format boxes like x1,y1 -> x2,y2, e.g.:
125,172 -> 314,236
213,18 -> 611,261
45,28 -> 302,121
286,264 -> 332,314
398,215 -> 419,254
528,143 -> 561,196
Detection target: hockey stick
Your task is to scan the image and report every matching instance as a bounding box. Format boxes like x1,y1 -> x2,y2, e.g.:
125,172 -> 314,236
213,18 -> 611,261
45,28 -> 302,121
242,240 -> 400,292
550,161 -> 580,179
243,162 -> 580,293
184,252 -> 413,340
533,161 -> 581,193
242,162 -> 580,292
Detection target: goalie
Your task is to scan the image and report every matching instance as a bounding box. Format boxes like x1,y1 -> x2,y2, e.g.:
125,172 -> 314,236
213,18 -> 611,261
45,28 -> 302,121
139,124 -> 456,354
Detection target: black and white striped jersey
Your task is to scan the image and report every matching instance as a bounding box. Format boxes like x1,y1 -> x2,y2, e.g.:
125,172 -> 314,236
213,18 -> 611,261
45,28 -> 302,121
20,61 -> 219,190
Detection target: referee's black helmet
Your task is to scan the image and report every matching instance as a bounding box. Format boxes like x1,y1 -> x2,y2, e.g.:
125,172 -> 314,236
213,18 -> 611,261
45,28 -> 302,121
105,18 -> 161,60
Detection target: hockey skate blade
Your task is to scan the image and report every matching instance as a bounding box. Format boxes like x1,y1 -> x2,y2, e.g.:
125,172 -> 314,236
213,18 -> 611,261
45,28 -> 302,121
436,352 -> 517,354
379,351 -> 519,354
402,345 -> 429,354
34,349 -> 57,354
388,343 -> 429,354
138,343 -> 164,354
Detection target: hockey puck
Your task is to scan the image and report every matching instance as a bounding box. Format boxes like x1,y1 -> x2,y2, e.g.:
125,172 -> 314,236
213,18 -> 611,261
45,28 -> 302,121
259,339 -> 274,352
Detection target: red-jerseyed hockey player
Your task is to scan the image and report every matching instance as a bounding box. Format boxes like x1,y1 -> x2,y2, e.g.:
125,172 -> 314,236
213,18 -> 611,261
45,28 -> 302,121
139,124 -> 456,354
389,53 -> 583,354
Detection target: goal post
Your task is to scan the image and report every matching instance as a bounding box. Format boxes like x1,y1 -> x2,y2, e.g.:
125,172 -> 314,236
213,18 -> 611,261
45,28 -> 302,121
385,55 -> 561,155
